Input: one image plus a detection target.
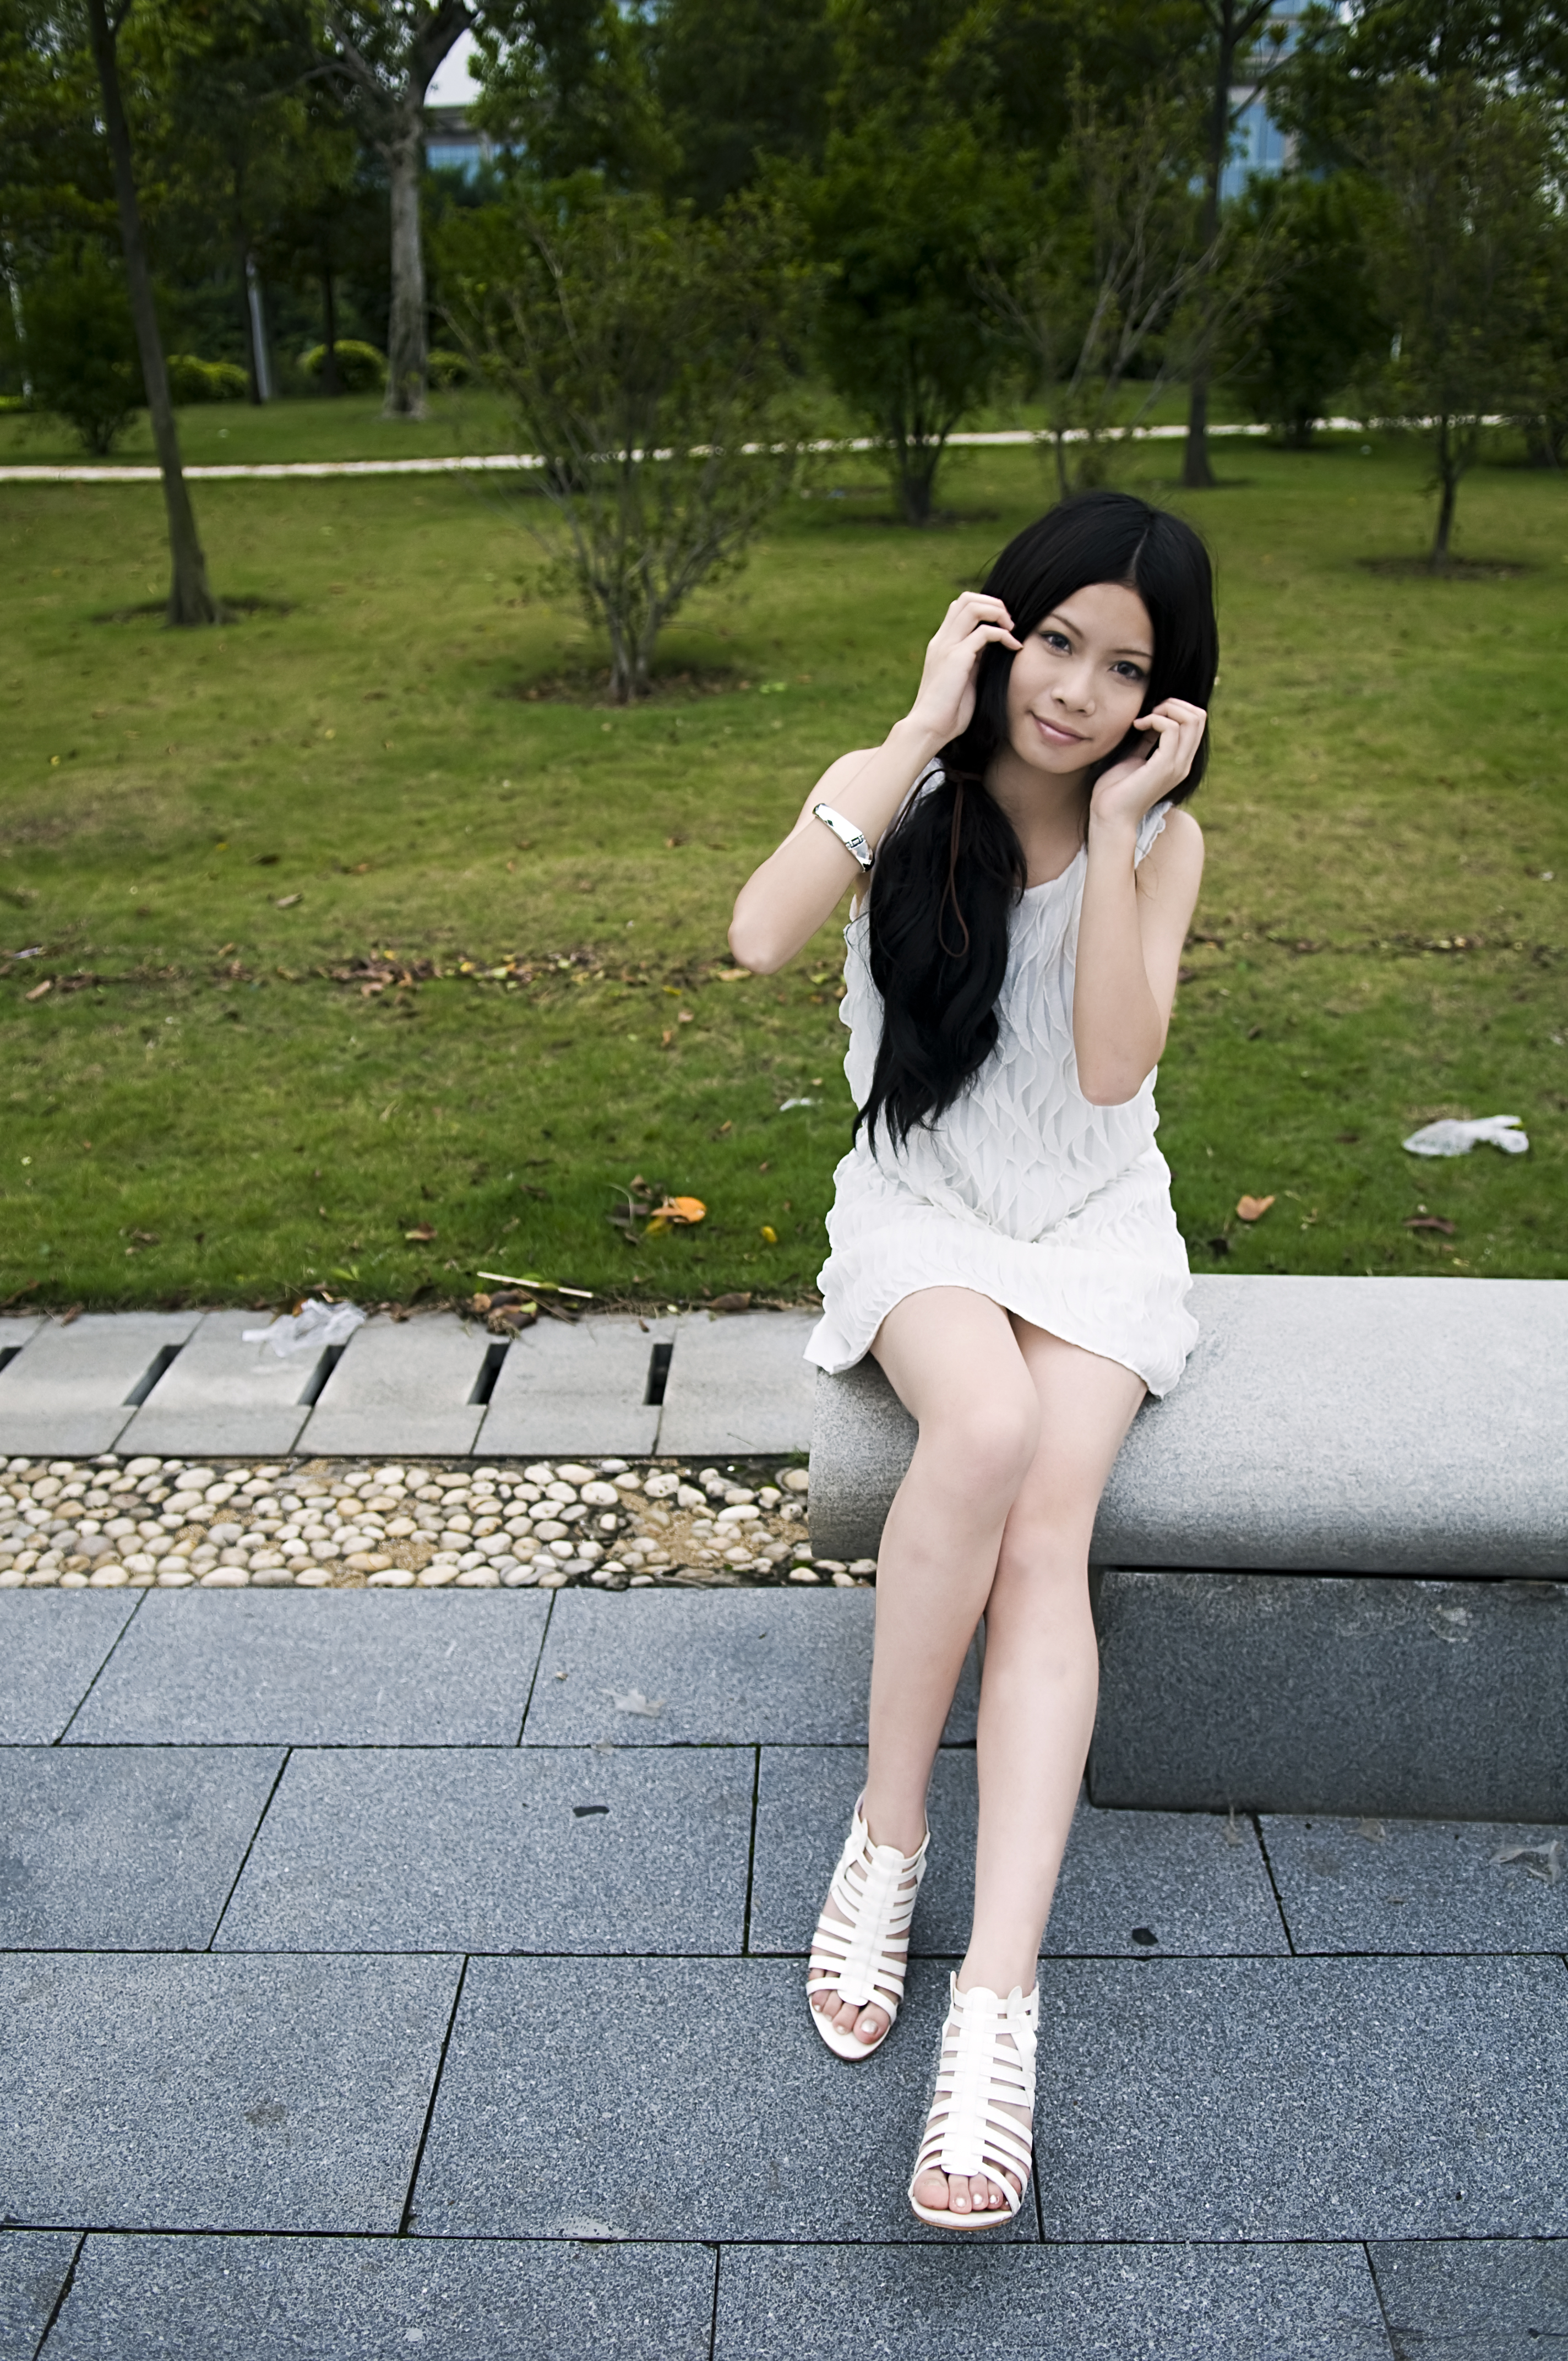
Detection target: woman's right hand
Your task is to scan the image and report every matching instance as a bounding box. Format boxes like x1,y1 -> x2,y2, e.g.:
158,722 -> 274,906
906,593 -> 1021,747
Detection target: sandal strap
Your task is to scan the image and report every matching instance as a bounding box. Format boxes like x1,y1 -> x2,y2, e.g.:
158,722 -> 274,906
809,1800 -> 928,2011
913,1977 -> 1038,2203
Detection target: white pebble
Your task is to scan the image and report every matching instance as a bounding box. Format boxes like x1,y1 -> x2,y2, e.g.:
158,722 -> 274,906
579,1481 -> 619,1508
781,1467 -> 810,1493
200,1566 -> 249,1587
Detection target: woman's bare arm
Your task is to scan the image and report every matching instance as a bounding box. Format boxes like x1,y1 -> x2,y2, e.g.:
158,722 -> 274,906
728,592 -> 1020,975
1072,701 -> 1207,1107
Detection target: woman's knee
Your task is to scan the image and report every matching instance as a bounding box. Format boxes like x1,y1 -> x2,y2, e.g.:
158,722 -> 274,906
915,1382 -> 1039,1504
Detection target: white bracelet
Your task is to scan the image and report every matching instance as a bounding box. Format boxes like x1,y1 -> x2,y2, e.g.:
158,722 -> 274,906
813,802 -> 874,871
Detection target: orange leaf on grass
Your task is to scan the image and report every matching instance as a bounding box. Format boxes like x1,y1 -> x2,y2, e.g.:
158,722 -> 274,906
654,1196 -> 706,1226
1235,1194 -> 1275,1223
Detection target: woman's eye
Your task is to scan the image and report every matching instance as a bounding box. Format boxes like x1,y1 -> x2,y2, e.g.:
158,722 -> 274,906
1041,632 -> 1071,652
1113,662 -> 1146,681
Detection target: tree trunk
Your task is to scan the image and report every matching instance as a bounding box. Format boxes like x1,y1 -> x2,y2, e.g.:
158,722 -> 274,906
238,230 -> 262,403
85,0 -> 219,626
246,255 -> 273,401
384,115 -> 427,418
1182,3 -> 1237,492
320,266 -> 342,396
1430,415 -> 1458,568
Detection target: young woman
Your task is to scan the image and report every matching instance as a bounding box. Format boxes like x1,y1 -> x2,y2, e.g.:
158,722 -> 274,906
729,488 -> 1218,2232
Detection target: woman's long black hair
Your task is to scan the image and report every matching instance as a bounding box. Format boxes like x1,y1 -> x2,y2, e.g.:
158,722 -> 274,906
859,489 -> 1218,1152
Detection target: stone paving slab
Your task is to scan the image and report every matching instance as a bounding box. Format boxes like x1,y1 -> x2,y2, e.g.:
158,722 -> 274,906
478,1314 -> 675,1459
411,1955 -> 1033,2245
0,1592 -> 141,1745
116,1310 -> 318,1459
0,1316 -> 42,1363
715,2242 -> 1396,2361
1032,1954 -> 1568,2242
0,2231 -> 78,2361
1092,1569 -> 1568,1822
0,1312 -> 203,1458
63,1591 -> 549,1747
1369,2239 -> 1568,2359
1262,1812 -> 1568,1955
0,1746 -> 283,1950
657,1312 -> 816,1456
0,1952 -> 460,2234
524,1589 -> 978,1748
749,1750 -> 1288,1959
298,1314 -> 492,1459
43,2234 -> 715,2361
216,1745 -> 754,1955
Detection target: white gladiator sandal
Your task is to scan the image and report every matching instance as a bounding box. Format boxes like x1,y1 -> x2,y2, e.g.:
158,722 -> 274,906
807,1797 -> 929,2062
907,1976 -> 1038,2229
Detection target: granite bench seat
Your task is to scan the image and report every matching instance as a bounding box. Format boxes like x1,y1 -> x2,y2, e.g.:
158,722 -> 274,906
807,1276 -> 1568,1820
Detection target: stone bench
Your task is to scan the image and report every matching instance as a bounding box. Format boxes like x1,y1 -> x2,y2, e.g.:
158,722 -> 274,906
808,1276 -> 1568,1822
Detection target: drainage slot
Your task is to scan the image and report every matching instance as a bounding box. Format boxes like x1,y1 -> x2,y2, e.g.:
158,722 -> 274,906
644,1340 -> 673,1406
0,1345 -> 23,1377
123,1342 -> 183,1408
297,1343 -> 346,1408
468,1340 -> 510,1407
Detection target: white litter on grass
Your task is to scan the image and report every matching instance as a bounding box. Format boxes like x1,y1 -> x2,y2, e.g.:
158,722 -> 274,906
778,1097 -> 819,1112
1402,1116 -> 1529,1158
242,1299 -> 367,1356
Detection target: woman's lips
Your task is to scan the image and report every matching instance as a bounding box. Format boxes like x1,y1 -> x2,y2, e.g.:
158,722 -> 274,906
1033,714 -> 1086,746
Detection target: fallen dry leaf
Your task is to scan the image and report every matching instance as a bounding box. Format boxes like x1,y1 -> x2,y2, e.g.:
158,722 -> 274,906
275,893 -> 302,910
1235,1194 -> 1276,1223
1404,1215 -> 1457,1235
24,979 -> 51,1002
404,1222 -> 437,1243
708,1292 -> 752,1313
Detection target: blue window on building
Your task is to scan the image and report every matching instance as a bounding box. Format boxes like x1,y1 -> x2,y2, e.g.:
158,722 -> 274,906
426,138 -> 484,178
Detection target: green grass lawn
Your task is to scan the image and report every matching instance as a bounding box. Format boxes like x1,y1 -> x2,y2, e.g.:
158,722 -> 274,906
2,426 -> 1565,1313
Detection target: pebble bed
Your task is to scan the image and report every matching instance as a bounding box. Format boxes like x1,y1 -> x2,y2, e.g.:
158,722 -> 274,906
0,1454 -> 877,1593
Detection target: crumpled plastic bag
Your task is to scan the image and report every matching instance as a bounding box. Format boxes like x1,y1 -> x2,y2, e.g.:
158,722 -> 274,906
242,1298 -> 367,1357
1401,1115 -> 1528,1158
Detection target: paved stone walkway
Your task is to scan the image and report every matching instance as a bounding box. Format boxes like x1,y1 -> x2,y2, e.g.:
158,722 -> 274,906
2,1584 -> 1566,2357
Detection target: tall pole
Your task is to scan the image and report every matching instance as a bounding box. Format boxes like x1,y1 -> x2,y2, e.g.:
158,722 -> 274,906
84,0 -> 221,624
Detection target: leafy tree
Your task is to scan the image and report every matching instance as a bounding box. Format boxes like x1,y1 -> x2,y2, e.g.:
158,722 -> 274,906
1180,0 -> 1295,489
650,0 -> 834,210
83,0 -> 221,621
1363,75 -> 1550,564
470,0 -> 674,188
994,79 -> 1210,494
153,0 -> 318,402
1223,170 -> 1384,445
804,109 -> 1022,523
6,239 -> 143,450
328,0 -> 474,416
1283,0 -> 1568,160
442,188 -> 813,699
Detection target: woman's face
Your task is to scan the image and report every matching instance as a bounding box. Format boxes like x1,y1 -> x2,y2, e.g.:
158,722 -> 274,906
1003,579 -> 1154,776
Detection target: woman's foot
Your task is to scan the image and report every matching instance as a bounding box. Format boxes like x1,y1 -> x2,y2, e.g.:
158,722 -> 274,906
908,1978 -> 1037,2228
807,1798 -> 929,2061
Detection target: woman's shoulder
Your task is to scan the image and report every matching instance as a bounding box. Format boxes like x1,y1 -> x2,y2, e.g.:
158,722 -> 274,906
1141,802 -> 1204,865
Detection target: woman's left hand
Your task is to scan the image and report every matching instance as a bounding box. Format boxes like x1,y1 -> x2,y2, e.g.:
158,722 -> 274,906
1089,700 -> 1208,831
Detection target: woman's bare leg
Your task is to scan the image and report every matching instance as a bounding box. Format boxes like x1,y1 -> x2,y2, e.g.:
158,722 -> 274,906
810,1288 -> 1041,2049
912,1320 -> 1146,2218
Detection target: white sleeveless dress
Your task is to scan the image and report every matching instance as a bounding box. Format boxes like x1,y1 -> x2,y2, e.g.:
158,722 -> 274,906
805,795 -> 1197,1396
